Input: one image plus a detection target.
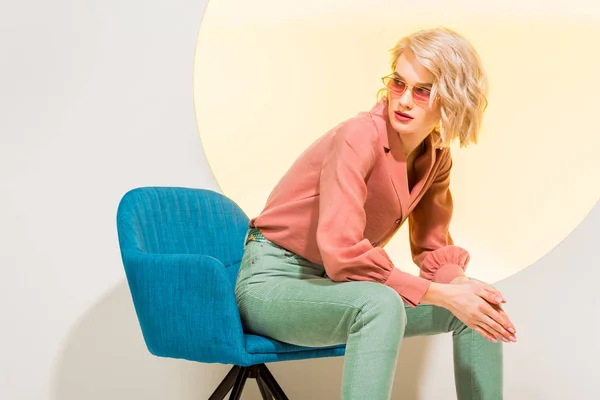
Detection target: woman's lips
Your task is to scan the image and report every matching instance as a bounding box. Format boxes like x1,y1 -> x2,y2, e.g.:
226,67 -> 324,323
394,111 -> 413,123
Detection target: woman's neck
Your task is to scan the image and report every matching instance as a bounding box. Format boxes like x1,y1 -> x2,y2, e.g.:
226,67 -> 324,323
402,136 -> 427,160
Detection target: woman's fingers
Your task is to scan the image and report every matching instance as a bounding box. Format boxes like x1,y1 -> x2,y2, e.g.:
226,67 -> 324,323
477,285 -> 505,304
468,280 -> 506,304
479,309 -> 517,343
473,325 -> 498,343
489,303 -> 517,335
474,283 -> 517,336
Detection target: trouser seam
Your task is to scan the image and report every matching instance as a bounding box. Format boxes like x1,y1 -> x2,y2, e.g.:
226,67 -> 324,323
470,327 -> 475,400
241,288 -> 364,312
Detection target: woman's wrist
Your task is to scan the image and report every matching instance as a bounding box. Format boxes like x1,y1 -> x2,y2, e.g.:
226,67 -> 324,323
421,282 -> 450,308
449,275 -> 470,285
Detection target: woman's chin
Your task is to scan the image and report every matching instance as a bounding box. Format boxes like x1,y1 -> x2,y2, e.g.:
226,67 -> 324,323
392,124 -> 417,136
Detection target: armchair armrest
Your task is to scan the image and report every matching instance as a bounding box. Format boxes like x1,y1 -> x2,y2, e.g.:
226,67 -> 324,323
122,251 -> 246,364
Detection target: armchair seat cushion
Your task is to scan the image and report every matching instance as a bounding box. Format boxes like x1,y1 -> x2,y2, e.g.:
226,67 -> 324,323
244,334 -> 345,354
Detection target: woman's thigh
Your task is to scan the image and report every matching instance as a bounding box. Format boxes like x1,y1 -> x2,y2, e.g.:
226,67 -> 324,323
235,239 -> 406,348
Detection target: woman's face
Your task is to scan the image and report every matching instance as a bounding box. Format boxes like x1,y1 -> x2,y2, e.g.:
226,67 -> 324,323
386,50 -> 441,142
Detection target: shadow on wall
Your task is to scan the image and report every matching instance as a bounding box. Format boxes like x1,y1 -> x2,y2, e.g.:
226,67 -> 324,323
50,280 -> 443,399
51,282 -> 229,400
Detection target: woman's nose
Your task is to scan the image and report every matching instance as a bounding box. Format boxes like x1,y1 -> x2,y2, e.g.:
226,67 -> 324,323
398,88 -> 414,109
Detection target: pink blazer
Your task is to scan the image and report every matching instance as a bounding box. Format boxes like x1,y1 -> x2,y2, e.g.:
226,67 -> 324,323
250,99 -> 470,306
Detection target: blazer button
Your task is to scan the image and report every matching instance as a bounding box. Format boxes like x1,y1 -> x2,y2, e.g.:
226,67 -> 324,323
395,218 -> 401,224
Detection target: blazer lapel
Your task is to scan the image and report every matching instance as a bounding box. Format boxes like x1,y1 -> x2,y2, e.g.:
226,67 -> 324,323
408,134 -> 437,210
369,100 -> 411,218
384,141 -> 411,218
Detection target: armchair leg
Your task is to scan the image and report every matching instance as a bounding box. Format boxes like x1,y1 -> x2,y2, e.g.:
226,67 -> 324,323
256,377 -> 273,400
258,364 -> 289,400
228,367 -> 250,400
208,364 -> 288,400
208,366 -> 240,400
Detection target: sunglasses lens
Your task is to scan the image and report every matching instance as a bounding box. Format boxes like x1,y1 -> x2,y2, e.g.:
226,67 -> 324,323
383,76 -> 431,103
413,87 -> 431,102
387,78 -> 405,93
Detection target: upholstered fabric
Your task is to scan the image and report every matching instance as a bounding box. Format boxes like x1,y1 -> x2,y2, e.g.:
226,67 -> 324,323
116,186 -> 346,367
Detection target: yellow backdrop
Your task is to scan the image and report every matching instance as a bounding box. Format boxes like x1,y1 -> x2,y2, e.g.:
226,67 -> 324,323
193,0 -> 600,283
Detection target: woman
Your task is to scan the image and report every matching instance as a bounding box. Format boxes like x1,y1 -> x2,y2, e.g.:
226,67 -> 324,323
234,27 -> 516,400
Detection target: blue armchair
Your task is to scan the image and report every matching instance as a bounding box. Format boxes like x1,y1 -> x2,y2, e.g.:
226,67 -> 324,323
116,187 -> 346,399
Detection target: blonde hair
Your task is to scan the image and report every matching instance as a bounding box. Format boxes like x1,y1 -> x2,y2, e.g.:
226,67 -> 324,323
378,27 -> 489,148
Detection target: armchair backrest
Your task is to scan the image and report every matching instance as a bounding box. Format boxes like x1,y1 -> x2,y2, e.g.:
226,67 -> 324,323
117,186 -> 249,283
116,187 -> 252,363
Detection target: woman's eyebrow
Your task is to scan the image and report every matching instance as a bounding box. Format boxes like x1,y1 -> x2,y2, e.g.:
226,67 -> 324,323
393,72 -> 433,88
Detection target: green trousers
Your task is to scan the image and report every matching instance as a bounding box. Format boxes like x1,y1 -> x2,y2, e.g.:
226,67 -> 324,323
234,230 -> 503,399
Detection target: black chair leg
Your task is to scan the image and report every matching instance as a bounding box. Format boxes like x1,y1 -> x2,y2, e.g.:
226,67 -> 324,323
209,366 -> 240,400
256,376 -> 273,400
208,364 -> 287,400
258,364 -> 289,400
228,367 -> 250,400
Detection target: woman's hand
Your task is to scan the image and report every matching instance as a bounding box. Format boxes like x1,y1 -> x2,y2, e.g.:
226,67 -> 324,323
441,281 -> 517,343
449,275 -> 506,304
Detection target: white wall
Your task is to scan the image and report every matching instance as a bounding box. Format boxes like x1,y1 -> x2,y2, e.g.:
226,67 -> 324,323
1,1 -> 598,399
1,1 -> 221,399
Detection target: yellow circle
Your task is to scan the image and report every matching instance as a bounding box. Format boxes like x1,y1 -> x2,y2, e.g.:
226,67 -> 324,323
194,0 -> 600,283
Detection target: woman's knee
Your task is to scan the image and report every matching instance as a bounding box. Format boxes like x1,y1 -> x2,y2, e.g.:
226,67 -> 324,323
352,282 -> 407,330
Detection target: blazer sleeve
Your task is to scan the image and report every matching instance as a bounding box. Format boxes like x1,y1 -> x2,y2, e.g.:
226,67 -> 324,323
408,149 -> 470,284
316,119 -> 431,306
